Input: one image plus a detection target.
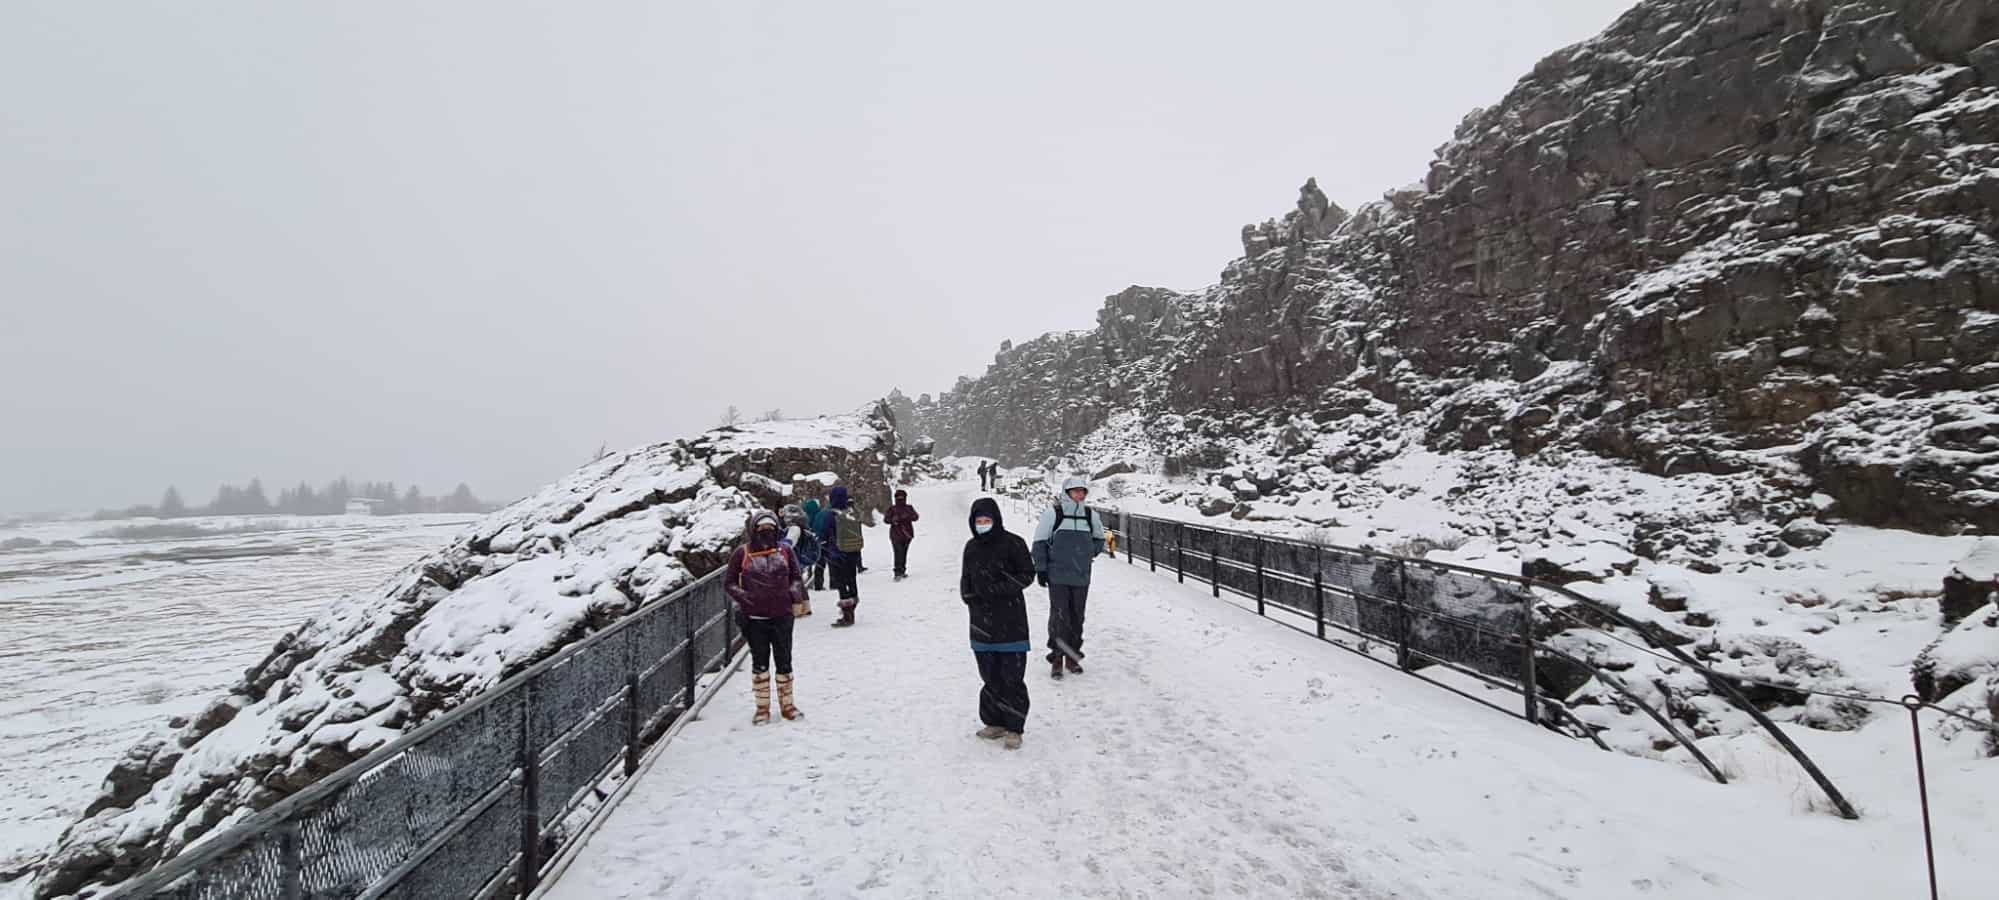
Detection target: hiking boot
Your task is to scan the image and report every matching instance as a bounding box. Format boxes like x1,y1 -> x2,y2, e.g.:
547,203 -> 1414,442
976,725 -> 1007,740
1002,732 -> 1023,750
1050,659 -> 1064,680
1065,657 -> 1083,675
831,606 -> 856,628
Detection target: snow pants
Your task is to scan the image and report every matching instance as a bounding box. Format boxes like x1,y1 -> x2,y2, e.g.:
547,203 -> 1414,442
975,651 -> 1029,733
810,561 -> 826,591
741,616 -> 795,675
892,539 -> 911,577
1046,584 -> 1088,662
830,555 -> 860,607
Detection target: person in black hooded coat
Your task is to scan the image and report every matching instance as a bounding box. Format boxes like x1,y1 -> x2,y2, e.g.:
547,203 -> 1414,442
960,497 -> 1035,747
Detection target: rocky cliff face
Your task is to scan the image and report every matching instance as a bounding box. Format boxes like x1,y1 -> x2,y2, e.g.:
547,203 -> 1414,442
34,412 -> 895,898
909,0 -> 1999,536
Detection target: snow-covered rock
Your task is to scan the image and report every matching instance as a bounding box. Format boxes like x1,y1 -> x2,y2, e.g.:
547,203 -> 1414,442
908,0 -> 1999,537
33,412 -> 896,898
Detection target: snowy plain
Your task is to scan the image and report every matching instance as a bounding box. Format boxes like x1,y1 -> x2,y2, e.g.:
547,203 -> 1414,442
0,513 -> 477,893
538,481 -> 1991,900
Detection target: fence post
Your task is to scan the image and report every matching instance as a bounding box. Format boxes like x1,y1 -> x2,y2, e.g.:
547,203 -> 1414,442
1254,537 -> 1265,616
1313,571 -> 1325,640
518,687 -> 541,898
1394,561 -> 1412,670
278,820 -> 302,900
685,593 -> 700,713
624,672 -> 643,776
1210,541 -> 1220,598
1176,524 -> 1186,584
1148,535 -> 1156,572
1519,591 -> 1539,725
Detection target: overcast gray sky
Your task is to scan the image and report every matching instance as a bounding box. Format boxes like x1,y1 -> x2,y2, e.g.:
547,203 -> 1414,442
0,0 -> 1627,514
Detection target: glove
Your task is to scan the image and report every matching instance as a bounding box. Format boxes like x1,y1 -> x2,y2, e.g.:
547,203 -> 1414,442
1036,572 -> 1050,588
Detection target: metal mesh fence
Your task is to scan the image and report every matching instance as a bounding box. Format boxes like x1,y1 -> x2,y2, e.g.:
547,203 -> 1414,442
1102,510 -> 1538,702
152,832 -> 284,900
109,569 -> 732,900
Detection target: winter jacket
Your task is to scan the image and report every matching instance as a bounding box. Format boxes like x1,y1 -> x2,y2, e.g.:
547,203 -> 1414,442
1032,481 -> 1105,587
885,493 -> 919,545
961,497 -> 1035,652
724,527 -> 806,619
816,485 -> 855,559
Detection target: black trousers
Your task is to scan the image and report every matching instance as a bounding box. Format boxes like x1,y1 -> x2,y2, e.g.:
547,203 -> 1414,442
831,555 -> 860,603
974,651 -> 1029,733
741,616 -> 795,675
892,540 -> 910,576
1046,584 -> 1089,662
810,561 -> 825,591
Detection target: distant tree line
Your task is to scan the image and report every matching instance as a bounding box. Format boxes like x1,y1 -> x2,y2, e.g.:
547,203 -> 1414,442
95,478 -> 494,520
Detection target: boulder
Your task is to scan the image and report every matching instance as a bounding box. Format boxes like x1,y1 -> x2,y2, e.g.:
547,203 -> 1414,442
1092,460 -> 1139,481
1778,520 -> 1833,549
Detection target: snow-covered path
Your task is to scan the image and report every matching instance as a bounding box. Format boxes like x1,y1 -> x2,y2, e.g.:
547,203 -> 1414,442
539,482 -> 1934,900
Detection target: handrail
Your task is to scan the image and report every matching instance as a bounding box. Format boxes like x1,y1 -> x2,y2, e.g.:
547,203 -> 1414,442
98,566 -> 735,899
1099,506 -> 1857,818
1527,577 -> 1860,819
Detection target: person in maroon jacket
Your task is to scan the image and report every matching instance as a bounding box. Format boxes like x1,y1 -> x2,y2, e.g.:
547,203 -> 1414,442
885,489 -> 920,581
724,511 -> 807,724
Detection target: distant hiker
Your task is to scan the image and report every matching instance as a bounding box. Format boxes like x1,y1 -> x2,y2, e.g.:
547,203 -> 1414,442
885,489 -> 920,581
961,496 -> 1034,749
817,485 -> 865,627
780,502 -> 817,617
802,498 -> 827,591
1032,475 -> 1105,679
978,461 -> 990,490
724,511 -> 806,724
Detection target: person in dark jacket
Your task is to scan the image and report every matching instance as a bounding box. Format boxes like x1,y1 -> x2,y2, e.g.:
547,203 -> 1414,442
885,489 -> 920,581
723,511 -> 807,723
1032,475 -> 1105,679
960,496 -> 1034,749
801,498 -> 826,590
816,485 -> 863,627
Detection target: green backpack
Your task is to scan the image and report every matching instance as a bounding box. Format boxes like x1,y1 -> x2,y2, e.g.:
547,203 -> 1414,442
835,506 -> 866,552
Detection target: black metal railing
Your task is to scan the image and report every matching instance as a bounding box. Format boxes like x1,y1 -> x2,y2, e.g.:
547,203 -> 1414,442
1100,508 -> 1859,819
102,569 -> 742,900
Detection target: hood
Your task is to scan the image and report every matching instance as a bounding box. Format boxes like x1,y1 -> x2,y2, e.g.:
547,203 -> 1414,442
1060,475 -> 1089,496
780,503 -> 805,524
829,485 -> 850,509
747,510 -> 781,548
968,497 -> 1005,536
802,499 -> 821,520
894,489 -> 907,502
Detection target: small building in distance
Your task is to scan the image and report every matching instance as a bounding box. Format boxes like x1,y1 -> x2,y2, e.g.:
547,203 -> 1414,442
344,498 -> 381,516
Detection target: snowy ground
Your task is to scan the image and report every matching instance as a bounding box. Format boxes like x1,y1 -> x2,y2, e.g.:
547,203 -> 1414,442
538,481 -> 1988,900
0,513 -> 476,889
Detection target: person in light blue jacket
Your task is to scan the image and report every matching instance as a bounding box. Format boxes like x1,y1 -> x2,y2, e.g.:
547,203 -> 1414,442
1031,476 -> 1105,679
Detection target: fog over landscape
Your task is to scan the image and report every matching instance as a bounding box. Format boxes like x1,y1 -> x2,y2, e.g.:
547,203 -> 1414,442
0,0 -> 1622,515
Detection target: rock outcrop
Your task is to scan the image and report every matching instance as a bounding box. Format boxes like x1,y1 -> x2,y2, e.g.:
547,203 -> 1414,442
908,0 -> 1999,536
34,412 -> 895,898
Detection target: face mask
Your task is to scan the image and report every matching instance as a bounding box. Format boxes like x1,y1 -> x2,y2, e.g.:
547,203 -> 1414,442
975,523 -> 993,534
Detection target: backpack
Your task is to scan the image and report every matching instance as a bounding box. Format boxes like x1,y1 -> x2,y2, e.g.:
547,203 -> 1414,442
835,506 -> 866,552
789,527 -> 822,567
